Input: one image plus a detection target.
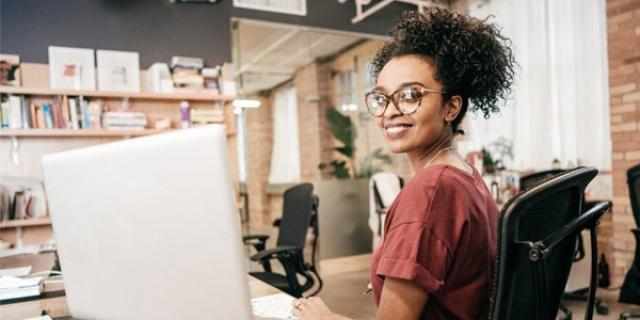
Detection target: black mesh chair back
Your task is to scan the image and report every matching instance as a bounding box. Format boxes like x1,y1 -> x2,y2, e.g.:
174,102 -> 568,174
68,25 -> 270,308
276,183 -> 314,248
620,163 -> 640,314
490,167 -> 609,320
628,164 -> 640,227
519,169 -> 566,192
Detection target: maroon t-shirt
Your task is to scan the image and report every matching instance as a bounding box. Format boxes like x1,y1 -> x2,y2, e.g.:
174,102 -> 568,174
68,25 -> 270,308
370,164 -> 498,320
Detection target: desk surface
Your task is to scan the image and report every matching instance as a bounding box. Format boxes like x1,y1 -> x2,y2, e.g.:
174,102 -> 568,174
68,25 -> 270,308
0,253 -> 372,320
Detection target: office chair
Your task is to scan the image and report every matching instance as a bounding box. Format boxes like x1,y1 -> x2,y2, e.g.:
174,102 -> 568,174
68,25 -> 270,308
489,167 -> 610,320
519,169 -> 566,191
242,183 -> 322,298
620,163 -> 640,320
520,169 -> 609,317
368,172 -> 404,249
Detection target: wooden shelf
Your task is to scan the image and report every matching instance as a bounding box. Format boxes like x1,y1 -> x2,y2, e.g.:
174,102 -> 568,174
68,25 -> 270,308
0,218 -> 52,229
0,86 -> 234,102
0,129 -> 174,138
1,128 -> 235,138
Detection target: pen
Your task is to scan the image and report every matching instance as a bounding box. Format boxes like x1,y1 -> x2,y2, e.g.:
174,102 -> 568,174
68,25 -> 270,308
362,283 -> 372,295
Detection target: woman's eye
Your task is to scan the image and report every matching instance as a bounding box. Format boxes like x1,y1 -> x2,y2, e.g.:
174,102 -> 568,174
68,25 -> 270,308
400,89 -> 421,101
375,95 -> 387,104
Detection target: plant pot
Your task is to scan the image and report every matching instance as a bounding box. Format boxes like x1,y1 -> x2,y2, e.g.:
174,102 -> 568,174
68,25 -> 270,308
314,179 -> 372,259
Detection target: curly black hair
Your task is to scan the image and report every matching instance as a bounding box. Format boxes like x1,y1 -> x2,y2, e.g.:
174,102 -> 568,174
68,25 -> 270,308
370,8 -> 516,134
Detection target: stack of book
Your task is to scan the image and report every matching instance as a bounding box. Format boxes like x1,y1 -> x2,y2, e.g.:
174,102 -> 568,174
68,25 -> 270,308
171,56 -> 204,89
0,276 -> 43,301
0,95 -> 101,130
102,112 -> 147,130
190,108 -> 224,125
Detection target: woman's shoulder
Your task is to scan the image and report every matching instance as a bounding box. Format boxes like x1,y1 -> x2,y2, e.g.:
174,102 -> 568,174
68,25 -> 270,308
388,164 -> 480,226
406,164 -> 475,192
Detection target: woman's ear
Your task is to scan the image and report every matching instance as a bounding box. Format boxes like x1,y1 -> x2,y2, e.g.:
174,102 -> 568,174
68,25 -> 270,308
444,96 -> 463,123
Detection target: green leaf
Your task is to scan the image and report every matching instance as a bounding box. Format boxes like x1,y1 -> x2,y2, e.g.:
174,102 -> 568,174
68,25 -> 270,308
325,108 -> 356,148
334,146 -> 354,158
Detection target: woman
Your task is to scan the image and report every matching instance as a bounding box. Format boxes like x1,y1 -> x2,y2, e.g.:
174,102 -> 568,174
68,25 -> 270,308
293,8 -> 515,320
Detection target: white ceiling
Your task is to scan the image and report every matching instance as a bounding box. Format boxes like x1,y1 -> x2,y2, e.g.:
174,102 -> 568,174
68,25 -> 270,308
233,20 -> 369,94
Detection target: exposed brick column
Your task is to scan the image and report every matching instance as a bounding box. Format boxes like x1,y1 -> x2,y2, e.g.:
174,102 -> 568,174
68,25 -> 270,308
245,96 -> 274,226
294,63 -> 334,182
607,0 -> 640,285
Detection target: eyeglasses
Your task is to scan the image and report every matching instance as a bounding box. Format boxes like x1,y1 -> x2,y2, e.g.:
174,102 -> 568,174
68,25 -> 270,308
364,85 -> 446,117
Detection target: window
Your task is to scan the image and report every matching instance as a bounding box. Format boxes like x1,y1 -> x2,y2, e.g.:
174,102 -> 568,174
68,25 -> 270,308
336,70 -> 357,113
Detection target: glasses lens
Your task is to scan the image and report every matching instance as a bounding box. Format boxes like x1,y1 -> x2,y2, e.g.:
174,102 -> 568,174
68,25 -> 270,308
395,87 -> 422,114
366,93 -> 387,116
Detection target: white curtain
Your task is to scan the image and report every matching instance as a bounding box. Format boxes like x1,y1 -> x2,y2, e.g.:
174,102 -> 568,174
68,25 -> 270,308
268,86 -> 301,184
464,0 -> 611,171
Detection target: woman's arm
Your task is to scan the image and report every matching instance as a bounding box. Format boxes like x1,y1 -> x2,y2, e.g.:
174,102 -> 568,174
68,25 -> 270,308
293,277 -> 428,320
377,277 -> 428,320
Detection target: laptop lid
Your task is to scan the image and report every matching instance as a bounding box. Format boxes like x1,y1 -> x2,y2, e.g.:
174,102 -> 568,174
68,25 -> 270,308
42,125 -> 251,320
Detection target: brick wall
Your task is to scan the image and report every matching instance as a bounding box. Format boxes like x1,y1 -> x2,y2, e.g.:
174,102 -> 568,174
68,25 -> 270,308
294,63 -> 334,182
245,95 -> 274,226
244,62 -> 333,229
607,0 -> 640,285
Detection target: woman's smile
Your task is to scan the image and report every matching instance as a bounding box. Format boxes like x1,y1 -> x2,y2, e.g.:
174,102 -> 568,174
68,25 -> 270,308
383,122 -> 414,139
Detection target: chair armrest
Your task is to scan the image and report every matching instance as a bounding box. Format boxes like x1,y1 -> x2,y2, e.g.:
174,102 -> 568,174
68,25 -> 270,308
534,201 -> 611,259
242,234 -> 269,244
250,246 -> 301,262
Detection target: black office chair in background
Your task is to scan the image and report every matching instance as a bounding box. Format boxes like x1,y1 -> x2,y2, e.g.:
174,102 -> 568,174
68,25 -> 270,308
519,169 -> 566,191
620,163 -> 640,320
242,183 -> 323,298
520,169 -> 609,318
489,167 -> 610,320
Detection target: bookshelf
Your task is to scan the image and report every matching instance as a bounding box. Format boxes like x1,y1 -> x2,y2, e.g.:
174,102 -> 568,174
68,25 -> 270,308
0,86 -> 234,102
0,218 -> 52,229
1,63 -> 239,246
0,129 -> 173,138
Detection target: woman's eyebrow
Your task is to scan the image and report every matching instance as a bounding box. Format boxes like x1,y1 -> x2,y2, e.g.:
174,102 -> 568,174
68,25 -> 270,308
373,81 -> 429,93
397,81 -> 427,88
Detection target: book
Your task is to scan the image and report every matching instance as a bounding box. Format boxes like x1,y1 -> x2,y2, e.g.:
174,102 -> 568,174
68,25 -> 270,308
80,99 -> 90,129
170,56 -> 203,69
69,98 -> 79,130
29,103 -> 37,129
0,276 -> 43,302
1,102 -> 11,128
20,97 -> 31,129
103,111 -> 147,129
8,96 -> 22,129
43,104 -> 53,129
51,101 -> 61,129
61,95 -> 70,129
36,105 -> 45,129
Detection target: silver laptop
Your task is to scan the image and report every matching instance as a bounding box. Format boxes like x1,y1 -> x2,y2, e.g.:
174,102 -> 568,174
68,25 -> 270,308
42,125 -> 252,320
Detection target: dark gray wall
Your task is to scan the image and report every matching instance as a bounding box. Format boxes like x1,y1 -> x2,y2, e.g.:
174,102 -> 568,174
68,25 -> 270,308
1,0 -> 412,68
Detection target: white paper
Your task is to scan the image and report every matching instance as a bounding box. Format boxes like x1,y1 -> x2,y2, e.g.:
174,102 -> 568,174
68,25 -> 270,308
0,266 -> 31,277
24,316 -> 52,320
0,276 -> 42,290
251,293 -> 298,320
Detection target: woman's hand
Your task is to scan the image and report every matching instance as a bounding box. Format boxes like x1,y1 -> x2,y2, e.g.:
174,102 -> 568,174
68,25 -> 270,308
292,297 -> 350,320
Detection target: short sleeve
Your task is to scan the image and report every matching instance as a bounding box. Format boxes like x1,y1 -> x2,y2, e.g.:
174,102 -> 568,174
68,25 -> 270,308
375,222 -> 451,294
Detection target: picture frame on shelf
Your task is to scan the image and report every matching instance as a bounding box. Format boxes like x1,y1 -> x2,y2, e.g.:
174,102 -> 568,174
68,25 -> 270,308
97,50 -> 140,92
48,46 -> 96,91
0,54 -> 21,86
